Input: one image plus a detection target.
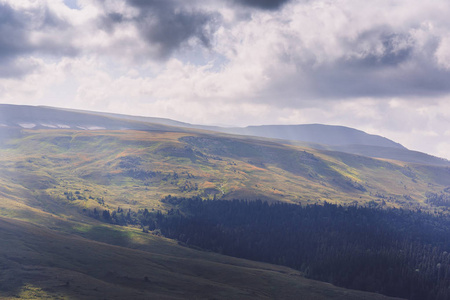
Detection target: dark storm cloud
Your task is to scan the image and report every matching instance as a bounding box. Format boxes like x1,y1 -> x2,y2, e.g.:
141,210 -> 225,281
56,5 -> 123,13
0,3 -> 31,60
233,0 -> 291,10
345,31 -> 415,68
99,0 -> 220,59
306,59 -> 450,99
0,2 -> 77,78
257,25 -> 450,104
318,28 -> 450,99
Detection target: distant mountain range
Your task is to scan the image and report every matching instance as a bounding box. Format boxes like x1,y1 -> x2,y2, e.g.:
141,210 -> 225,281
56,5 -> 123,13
222,124 -> 406,148
0,104 -> 448,166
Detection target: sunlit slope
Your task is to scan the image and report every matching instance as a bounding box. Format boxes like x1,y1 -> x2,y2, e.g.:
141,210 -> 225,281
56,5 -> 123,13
0,129 -> 449,219
0,217 -> 402,300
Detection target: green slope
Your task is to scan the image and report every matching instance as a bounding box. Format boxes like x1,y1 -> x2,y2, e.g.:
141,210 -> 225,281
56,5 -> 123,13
1,129 -> 449,216
0,127 -> 448,299
3,104 -> 448,166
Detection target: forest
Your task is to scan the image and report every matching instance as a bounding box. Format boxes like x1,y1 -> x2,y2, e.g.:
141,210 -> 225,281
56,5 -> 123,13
90,197 -> 450,300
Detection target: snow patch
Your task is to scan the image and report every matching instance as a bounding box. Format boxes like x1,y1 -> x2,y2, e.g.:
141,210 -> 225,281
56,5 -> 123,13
18,123 -> 36,129
76,126 -> 106,130
40,123 -> 58,129
56,124 -> 71,129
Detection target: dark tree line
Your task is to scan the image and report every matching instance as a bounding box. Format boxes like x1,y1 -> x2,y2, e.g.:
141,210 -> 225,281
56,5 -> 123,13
88,196 -> 450,300
157,197 -> 450,300
89,207 -> 160,229
426,192 -> 450,208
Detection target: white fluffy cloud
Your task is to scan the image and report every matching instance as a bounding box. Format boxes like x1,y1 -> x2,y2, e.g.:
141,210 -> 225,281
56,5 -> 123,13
0,0 -> 450,159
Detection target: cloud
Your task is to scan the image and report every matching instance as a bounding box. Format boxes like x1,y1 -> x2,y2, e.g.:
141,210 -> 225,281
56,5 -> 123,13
233,0 -> 291,10
0,58 -> 42,78
3,0 -> 450,104
199,0 -> 450,106
5,0 -> 450,97
0,1 -> 78,77
96,0 -> 220,60
0,0 -> 220,75
0,3 -> 28,59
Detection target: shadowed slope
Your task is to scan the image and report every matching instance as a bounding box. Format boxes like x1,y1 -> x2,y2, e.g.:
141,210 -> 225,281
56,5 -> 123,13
0,217 -> 402,300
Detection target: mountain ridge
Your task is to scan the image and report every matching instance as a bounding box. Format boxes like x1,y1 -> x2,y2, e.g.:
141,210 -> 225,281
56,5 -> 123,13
221,124 -> 406,149
1,103 -> 448,166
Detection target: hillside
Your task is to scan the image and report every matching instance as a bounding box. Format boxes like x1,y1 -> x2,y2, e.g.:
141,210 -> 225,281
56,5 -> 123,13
1,127 -> 450,229
1,104 -> 450,299
3,104 -> 448,166
222,124 -> 405,148
0,104 -> 184,132
49,107 -> 404,148
0,216 -> 403,300
3,127 -> 450,211
0,183 -> 405,299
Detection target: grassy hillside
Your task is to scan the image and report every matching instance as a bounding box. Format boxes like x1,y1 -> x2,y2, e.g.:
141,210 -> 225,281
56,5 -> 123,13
0,216 -> 403,300
1,128 -> 449,218
0,128 -> 448,299
3,104 -> 448,166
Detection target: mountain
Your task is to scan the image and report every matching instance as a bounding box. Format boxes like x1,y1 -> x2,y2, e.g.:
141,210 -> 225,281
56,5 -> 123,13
221,124 -> 405,149
41,105 -> 404,149
327,144 -> 450,166
217,124 -> 449,166
1,104 -> 450,207
1,103 -> 450,299
3,104 -> 446,166
0,104 -> 184,132
1,104 -> 449,208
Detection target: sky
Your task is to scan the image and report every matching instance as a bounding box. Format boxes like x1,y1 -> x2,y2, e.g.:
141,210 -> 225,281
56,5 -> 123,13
0,0 -> 449,159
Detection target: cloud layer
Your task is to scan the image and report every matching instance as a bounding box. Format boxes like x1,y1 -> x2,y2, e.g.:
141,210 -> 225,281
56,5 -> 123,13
0,0 -> 449,159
